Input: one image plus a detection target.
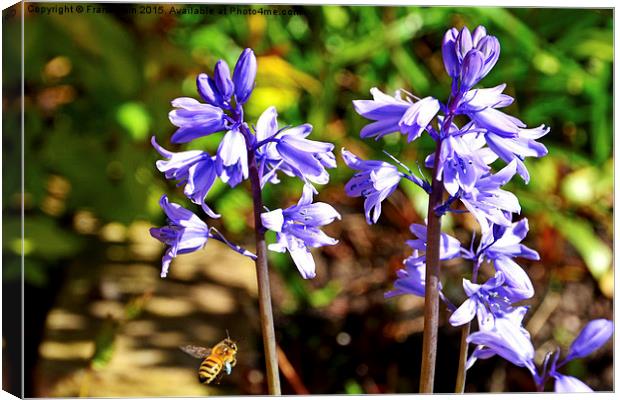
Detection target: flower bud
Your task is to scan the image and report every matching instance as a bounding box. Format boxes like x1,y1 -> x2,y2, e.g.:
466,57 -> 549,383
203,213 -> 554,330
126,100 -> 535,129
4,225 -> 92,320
442,28 -> 460,78
213,60 -> 234,100
460,49 -> 484,90
233,48 -> 257,104
196,73 -> 219,106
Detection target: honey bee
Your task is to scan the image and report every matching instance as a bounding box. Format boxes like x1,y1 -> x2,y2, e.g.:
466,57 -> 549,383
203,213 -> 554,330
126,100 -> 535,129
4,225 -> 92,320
180,335 -> 238,384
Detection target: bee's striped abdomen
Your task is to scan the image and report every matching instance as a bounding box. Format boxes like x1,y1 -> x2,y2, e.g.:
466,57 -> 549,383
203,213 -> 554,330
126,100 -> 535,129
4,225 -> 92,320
198,357 -> 222,384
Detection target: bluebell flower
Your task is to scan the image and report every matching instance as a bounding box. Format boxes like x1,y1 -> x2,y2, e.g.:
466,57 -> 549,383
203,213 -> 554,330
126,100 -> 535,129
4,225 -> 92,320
168,97 -> 230,144
456,84 -> 514,114
398,97 -> 441,142
407,223 -> 461,261
460,161 -> 521,232
196,60 -> 235,110
232,48 -> 257,105
545,319 -> 613,392
255,106 -> 336,186
254,106 -> 284,186
385,224 -> 460,301
151,137 -> 220,218
261,185 -> 340,279
466,306 -> 536,374
150,195 -> 212,278
484,124 -> 550,183
425,124 -> 497,196
456,83 -> 550,182
442,26 -> 500,90
462,218 -> 540,299
216,128 -> 249,188
477,219 -> 540,262
385,251 -> 428,298
341,148 -> 402,224
449,271 -> 532,330
353,88 -> 439,142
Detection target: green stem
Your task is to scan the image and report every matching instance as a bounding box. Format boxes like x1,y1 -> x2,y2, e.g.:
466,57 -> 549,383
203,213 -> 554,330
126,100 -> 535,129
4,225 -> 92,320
246,137 -> 281,395
419,140 -> 444,393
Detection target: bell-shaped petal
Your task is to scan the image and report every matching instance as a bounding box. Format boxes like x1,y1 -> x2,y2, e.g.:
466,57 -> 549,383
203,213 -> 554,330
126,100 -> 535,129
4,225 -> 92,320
553,374 -> 593,393
217,129 -> 249,187
151,137 -> 220,218
262,185 -> 340,279
385,253 -> 427,298
458,84 -> 514,113
150,195 -> 211,277
233,48 -> 257,104
169,97 -> 229,143
342,149 -> 402,224
407,223 -> 462,260
450,297 -> 478,326
353,88 -> 411,140
493,256 -> 534,300
398,97 -> 441,142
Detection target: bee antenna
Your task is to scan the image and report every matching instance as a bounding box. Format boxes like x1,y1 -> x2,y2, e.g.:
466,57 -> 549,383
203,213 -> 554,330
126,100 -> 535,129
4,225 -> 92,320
226,329 -> 230,340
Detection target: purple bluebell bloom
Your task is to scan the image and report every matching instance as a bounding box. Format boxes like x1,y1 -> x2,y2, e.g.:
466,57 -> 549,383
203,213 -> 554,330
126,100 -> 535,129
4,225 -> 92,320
398,96 -> 441,142
542,319 -> 613,392
150,195 -> 211,278
385,251 -> 428,298
484,124 -> 550,183
254,106 -> 336,187
460,161 -> 521,232
456,84 -> 514,114
467,218 -> 540,299
233,48 -> 257,105
151,137 -> 220,218
466,308 -> 536,374
426,124 -> 497,196
168,97 -> 230,144
261,185 -> 340,279
353,88 -> 439,142
341,148 -> 402,224
442,26 -> 500,90
275,125 -> 335,185
196,59 -> 235,110
352,88 -> 411,140
217,128 -> 249,187
477,218 -> 540,262
407,223 -> 461,261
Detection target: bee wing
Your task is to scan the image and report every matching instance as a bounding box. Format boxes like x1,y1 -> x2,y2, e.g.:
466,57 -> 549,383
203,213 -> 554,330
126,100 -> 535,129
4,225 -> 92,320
179,345 -> 212,359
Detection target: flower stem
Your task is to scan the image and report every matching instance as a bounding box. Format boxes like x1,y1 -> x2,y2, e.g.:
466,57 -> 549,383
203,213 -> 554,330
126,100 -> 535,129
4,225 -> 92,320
247,142 -> 281,395
419,139 -> 444,393
454,323 -> 470,393
455,259 -> 481,393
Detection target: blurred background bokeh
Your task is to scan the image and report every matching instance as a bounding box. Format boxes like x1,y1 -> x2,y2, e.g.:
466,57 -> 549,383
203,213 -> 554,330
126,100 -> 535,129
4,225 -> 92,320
2,3 -> 613,396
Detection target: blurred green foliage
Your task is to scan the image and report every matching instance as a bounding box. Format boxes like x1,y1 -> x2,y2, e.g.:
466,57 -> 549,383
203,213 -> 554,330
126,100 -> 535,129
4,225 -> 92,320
4,3 -> 612,322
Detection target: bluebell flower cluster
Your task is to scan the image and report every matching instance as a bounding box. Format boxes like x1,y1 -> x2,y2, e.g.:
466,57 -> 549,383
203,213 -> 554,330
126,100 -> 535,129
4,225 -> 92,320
151,49 -> 339,278
347,25 -> 612,392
